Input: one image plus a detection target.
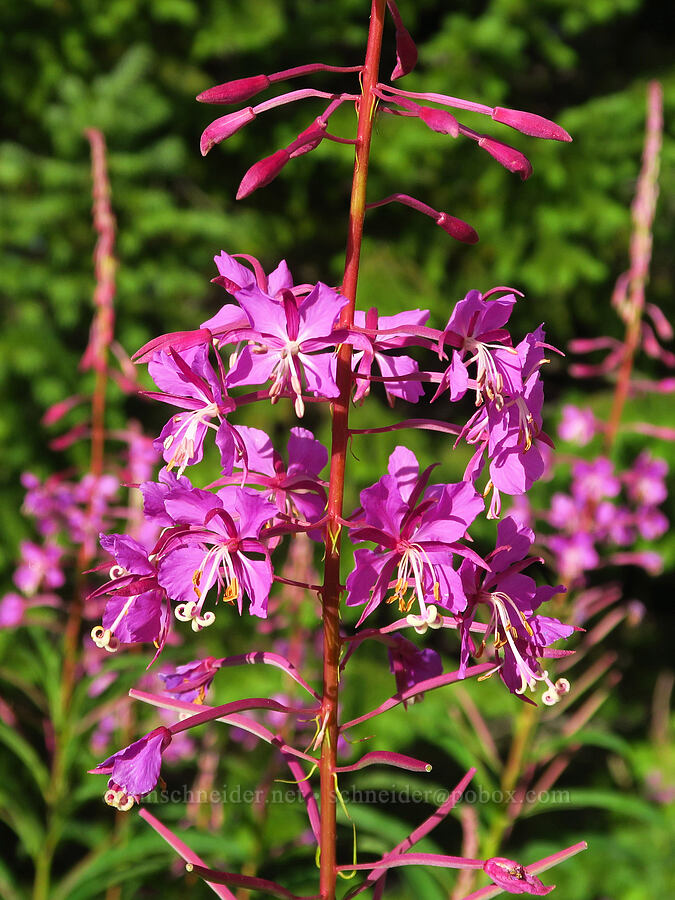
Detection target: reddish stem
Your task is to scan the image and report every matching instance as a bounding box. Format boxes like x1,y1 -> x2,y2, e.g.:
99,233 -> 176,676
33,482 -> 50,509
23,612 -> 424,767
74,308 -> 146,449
319,2 -> 386,897
604,82 -> 663,450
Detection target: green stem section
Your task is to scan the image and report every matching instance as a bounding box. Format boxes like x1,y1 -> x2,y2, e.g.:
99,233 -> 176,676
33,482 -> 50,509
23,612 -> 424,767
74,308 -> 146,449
319,2 -> 386,898
482,702 -> 537,859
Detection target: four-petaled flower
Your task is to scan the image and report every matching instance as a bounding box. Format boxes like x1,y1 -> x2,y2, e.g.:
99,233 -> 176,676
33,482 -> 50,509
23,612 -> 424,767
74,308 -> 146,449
90,726 -> 173,811
225,280 -> 348,416
347,446 -> 484,628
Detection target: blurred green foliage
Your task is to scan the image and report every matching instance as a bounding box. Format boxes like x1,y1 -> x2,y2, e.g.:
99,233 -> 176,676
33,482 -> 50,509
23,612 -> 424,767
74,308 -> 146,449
1,0 -> 674,897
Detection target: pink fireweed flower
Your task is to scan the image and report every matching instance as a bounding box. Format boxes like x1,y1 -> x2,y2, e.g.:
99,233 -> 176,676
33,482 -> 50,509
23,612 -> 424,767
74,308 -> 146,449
484,857 -> 555,895
459,326 -> 556,517
223,425 -> 327,532
351,306 -> 430,405
459,516 -> 572,703
156,481 -> 276,624
435,288 -> 521,406
90,533 -> 166,653
557,403 -> 598,446
225,280 -> 348,416
388,635 -> 442,703
346,446 -> 484,628
13,541 -> 64,595
145,343 -> 248,477
624,450 -> 668,506
159,657 -> 223,704
90,726 -> 172,811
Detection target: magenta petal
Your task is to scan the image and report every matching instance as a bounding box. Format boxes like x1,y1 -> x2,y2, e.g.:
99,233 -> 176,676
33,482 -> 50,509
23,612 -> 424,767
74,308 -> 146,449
235,553 -> 273,618
483,857 -> 555,895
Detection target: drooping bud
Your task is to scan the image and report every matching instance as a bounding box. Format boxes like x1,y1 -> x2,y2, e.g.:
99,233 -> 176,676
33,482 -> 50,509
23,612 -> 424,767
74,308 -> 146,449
419,106 -> 459,137
200,107 -> 257,156
197,74 -> 270,105
287,120 -> 327,158
236,148 -> 291,200
478,136 -> 533,180
436,212 -> 479,244
387,0 -> 418,80
492,107 -> 572,142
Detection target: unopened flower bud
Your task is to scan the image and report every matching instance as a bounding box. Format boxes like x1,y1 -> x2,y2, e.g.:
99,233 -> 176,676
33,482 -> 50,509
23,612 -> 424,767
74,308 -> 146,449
197,74 -> 270,105
478,136 -> 533,180
200,107 -> 257,156
492,107 -> 572,142
419,106 -> 459,137
436,212 -> 479,244
288,121 -> 327,158
236,148 -> 291,200
388,0 -> 418,80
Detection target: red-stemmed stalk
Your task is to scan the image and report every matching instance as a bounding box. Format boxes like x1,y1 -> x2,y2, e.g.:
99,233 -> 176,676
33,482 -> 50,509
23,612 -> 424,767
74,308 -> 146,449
604,81 -> 663,450
481,82 -> 664,869
319,2 -> 386,896
62,128 -> 117,700
34,128 -> 118,900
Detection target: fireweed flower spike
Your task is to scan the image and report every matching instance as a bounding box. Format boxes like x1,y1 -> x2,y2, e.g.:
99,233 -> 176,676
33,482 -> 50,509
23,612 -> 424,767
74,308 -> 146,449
90,4 -> 584,897
346,446 -> 485,629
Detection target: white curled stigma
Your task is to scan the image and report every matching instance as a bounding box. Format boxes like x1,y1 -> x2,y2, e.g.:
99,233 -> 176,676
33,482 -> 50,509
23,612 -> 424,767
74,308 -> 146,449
91,592 -> 140,653
174,600 -> 216,632
390,542 -> 445,635
104,783 -> 135,812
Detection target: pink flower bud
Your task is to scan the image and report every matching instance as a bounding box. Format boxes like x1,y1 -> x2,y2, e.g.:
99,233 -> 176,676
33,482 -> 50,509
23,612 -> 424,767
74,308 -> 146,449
492,107 -> 572,142
419,106 -> 459,137
436,213 -> 479,244
388,0 -> 418,80
478,136 -> 533,180
200,108 -> 257,156
288,121 -> 327,158
197,74 -> 270,105
236,148 -> 290,200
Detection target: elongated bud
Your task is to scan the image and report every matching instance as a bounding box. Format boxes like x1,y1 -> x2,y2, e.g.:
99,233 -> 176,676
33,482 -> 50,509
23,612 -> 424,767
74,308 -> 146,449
288,121 -> 327,158
436,213 -> 479,244
200,108 -> 256,156
197,74 -> 270,105
419,106 -> 459,137
237,148 -> 290,200
387,0 -> 418,80
492,107 -> 572,142
478,136 -> 533,180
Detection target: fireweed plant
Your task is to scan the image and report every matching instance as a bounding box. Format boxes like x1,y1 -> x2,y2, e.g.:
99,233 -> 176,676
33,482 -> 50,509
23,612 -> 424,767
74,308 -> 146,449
444,83 -> 669,876
0,130 -> 168,898
88,3 -> 587,897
